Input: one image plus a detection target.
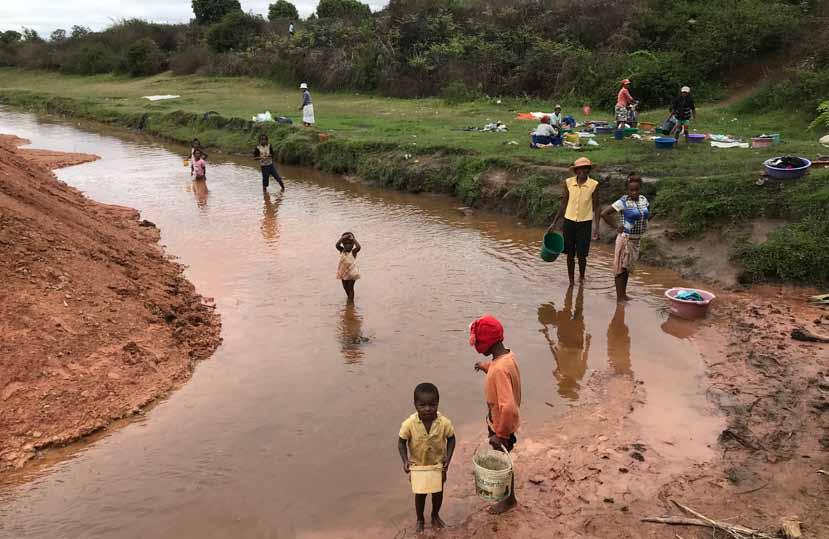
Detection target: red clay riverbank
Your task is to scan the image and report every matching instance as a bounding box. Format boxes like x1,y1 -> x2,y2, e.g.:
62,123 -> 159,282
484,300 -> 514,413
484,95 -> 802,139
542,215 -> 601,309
428,289 -> 829,539
0,134 -> 221,473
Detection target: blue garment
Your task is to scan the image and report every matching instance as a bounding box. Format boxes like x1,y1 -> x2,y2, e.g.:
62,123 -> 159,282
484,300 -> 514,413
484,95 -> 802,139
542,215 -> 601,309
611,194 -> 650,237
531,134 -> 563,147
676,290 -> 704,301
302,90 -> 312,107
562,115 -> 576,128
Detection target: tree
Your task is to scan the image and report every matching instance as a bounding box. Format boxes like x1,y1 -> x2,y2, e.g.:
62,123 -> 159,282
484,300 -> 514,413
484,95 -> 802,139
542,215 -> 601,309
21,27 -> 42,42
71,25 -> 91,39
192,0 -> 242,25
316,0 -> 371,19
50,29 -> 67,42
207,11 -> 263,53
0,31 -> 22,44
269,0 -> 299,20
125,38 -> 166,76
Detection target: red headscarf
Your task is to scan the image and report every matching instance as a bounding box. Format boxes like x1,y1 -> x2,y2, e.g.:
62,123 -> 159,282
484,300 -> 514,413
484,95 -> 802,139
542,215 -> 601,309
469,315 -> 504,354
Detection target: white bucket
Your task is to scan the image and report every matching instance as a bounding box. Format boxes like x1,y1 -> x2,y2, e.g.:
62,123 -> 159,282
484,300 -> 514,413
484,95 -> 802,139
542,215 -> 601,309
410,464 -> 443,494
473,444 -> 513,501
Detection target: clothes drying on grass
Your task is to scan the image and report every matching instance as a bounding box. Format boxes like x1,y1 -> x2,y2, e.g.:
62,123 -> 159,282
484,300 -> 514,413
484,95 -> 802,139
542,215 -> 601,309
143,95 -> 180,101
460,122 -> 509,132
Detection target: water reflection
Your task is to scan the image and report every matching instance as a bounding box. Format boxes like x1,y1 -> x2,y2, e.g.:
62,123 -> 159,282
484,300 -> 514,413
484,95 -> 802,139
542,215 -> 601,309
661,315 -> 699,340
261,191 -> 282,244
337,303 -> 366,364
538,285 -> 591,400
607,303 -> 632,376
191,179 -> 209,210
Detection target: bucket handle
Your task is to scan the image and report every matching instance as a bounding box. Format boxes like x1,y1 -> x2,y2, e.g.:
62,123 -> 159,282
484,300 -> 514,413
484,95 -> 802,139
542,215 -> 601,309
475,440 -> 514,470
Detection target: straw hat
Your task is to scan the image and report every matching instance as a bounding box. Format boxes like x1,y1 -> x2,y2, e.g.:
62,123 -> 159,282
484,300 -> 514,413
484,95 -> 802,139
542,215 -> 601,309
681,86 -> 690,93
554,104 -> 562,110
572,157 -> 593,170
300,83 -> 308,89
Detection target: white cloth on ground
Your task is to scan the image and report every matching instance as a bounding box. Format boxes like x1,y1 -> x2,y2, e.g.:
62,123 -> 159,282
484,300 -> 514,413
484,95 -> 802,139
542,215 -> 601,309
303,104 -> 315,124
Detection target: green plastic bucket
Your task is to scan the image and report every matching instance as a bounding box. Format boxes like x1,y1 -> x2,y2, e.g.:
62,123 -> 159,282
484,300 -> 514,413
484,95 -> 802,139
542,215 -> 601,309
541,232 -> 564,262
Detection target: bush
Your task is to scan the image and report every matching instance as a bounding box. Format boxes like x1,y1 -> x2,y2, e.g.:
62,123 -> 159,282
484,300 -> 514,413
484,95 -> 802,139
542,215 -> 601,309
124,38 -> 166,76
207,11 -> 263,53
739,217 -> 829,285
441,81 -> 481,104
316,0 -> 372,19
269,0 -> 299,20
192,0 -> 242,25
169,46 -> 211,75
69,44 -> 119,74
739,69 -> 829,114
812,100 -> 829,131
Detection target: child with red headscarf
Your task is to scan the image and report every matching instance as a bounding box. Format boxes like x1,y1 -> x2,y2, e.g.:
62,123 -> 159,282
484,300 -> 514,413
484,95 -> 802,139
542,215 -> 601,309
469,314 -> 522,514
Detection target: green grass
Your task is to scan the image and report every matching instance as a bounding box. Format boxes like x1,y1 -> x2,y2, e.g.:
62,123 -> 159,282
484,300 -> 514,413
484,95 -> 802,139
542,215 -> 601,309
1,67 -> 827,285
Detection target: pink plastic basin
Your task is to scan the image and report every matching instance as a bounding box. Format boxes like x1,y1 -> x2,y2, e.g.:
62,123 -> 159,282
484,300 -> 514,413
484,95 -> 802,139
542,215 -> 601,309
665,288 -> 716,320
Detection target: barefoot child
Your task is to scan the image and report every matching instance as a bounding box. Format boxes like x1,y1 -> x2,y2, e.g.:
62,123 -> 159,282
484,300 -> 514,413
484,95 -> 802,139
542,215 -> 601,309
601,174 -> 650,302
191,149 -> 207,181
188,139 -> 207,175
470,315 -> 521,514
253,134 -> 285,191
398,383 -> 456,533
335,232 -> 361,301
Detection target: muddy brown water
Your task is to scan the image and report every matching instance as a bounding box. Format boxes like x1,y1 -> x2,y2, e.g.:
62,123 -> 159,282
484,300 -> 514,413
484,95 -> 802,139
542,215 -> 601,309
0,109 -> 722,538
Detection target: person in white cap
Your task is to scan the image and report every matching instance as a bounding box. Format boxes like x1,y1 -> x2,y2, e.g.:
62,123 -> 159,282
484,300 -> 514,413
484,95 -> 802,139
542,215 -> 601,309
299,83 -> 314,127
549,104 -> 563,129
670,86 -> 695,142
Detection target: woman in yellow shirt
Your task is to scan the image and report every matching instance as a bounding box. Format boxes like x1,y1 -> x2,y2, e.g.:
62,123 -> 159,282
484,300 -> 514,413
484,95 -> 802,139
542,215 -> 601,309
549,157 -> 600,285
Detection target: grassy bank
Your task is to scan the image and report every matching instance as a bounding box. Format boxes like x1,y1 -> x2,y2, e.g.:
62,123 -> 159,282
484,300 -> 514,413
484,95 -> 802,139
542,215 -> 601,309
1,68 -> 827,285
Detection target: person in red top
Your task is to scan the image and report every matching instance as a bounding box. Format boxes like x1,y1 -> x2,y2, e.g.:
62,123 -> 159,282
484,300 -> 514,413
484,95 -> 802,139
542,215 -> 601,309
615,79 -> 636,129
469,315 -> 522,514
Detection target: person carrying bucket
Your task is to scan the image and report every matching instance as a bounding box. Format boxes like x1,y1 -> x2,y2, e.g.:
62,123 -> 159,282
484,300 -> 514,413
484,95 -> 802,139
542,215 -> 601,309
470,315 -> 521,514
548,157 -> 600,285
398,383 -> 456,533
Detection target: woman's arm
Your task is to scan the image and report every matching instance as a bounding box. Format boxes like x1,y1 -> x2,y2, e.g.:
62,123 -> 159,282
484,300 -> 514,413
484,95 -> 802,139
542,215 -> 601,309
335,239 -> 344,252
351,240 -> 362,257
601,204 -> 621,231
548,186 -> 569,232
592,188 -> 601,239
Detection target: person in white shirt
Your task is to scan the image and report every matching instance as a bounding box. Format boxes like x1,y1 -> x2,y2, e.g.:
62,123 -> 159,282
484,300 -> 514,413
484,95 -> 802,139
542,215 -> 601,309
530,115 -> 560,148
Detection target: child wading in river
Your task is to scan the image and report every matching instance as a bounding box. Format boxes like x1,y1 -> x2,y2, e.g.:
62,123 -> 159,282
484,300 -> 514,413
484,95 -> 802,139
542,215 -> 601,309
253,134 -> 285,191
191,149 -> 207,181
188,139 -> 207,175
335,232 -> 361,302
398,383 -> 456,533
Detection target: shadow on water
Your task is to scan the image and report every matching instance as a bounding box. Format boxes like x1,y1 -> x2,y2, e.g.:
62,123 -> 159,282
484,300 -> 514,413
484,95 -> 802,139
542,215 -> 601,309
538,285 -> 591,401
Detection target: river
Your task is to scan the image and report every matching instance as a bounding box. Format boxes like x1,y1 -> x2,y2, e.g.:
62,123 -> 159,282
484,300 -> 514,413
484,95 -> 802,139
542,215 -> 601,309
0,109 -> 720,538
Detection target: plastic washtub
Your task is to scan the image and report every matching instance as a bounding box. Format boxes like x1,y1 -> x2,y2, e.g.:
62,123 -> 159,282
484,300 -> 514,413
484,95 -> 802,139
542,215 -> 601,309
623,127 -> 639,136
751,136 -> 774,149
763,157 -> 812,180
594,126 -> 614,135
638,121 -> 656,131
686,133 -> 705,143
655,137 -> 676,149
665,288 -> 716,319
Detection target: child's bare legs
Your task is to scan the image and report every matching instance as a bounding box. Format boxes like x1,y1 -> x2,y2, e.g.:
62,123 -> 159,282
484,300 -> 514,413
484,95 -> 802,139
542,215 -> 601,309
341,280 -> 355,302
490,474 -> 517,514
431,492 -> 445,528
414,494 -> 426,532
615,270 -> 630,302
414,492 -> 445,532
566,253 -> 576,285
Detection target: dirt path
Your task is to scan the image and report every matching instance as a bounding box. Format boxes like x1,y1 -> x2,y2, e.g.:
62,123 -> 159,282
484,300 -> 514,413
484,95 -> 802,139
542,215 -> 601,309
0,134 -> 221,474
427,289 -> 829,539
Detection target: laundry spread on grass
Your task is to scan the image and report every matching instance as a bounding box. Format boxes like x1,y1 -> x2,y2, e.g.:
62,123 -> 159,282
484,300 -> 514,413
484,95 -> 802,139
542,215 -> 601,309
459,121 -> 508,132
142,95 -> 180,101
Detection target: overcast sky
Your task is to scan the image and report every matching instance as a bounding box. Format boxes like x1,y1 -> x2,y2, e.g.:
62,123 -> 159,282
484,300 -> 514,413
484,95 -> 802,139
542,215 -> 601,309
0,0 -> 389,38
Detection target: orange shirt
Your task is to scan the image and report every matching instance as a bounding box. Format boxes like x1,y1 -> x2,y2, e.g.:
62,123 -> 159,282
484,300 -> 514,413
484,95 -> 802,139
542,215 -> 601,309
479,352 -> 522,439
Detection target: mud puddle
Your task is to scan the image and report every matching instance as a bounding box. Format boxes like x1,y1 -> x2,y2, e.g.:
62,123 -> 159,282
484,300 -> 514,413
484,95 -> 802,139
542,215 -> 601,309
0,109 -> 721,538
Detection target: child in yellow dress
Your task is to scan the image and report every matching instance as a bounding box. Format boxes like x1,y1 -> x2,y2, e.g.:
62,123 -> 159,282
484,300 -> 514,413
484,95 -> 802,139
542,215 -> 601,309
398,383 -> 456,533
335,232 -> 361,302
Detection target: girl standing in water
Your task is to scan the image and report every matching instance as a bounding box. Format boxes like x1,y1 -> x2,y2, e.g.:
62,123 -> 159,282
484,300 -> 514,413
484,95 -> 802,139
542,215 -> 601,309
335,232 -> 361,302
601,174 -> 650,302
191,149 -> 207,181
